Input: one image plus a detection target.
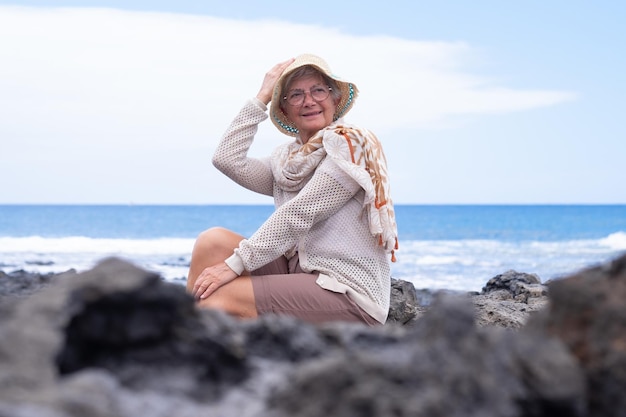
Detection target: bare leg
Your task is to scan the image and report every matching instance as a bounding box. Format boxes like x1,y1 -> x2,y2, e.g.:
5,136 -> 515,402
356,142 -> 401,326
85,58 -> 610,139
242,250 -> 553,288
187,226 -> 245,289
187,227 -> 257,319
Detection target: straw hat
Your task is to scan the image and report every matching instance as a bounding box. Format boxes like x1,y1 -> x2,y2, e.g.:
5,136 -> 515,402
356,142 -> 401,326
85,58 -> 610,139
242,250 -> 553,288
270,54 -> 359,137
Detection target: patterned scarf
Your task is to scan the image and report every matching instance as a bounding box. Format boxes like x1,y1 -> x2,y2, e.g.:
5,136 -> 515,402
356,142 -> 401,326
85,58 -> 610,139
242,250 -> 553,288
273,121 -> 398,261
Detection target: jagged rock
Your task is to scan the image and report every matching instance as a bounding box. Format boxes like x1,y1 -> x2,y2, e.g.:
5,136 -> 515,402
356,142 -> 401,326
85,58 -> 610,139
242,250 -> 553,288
387,278 -> 427,324
482,269 -> 546,302
473,270 -> 549,329
387,273 -> 548,329
0,269 -> 75,300
238,314 -> 328,362
265,294 -> 585,417
527,253 -> 626,417
1,255 -> 624,416
0,258 -> 249,414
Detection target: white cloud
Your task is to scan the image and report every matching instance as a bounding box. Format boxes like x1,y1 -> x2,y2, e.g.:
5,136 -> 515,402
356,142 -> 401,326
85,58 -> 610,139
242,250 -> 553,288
0,6 -> 577,203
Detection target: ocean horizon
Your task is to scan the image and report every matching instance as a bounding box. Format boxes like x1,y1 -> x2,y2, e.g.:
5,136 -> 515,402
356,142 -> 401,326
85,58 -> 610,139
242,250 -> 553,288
1,204 -> 625,292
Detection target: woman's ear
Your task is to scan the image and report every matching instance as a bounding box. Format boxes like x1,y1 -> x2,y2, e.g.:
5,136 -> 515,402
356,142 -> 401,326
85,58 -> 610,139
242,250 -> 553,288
279,105 -> 291,121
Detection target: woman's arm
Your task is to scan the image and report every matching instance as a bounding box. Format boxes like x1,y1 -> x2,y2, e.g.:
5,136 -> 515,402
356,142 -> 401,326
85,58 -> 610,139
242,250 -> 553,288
212,99 -> 274,196
212,59 -> 296,196
226,157 -> 362,274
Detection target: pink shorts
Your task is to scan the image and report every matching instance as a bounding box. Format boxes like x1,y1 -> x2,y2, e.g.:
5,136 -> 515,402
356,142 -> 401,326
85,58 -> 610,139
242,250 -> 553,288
251,254 -> 379,326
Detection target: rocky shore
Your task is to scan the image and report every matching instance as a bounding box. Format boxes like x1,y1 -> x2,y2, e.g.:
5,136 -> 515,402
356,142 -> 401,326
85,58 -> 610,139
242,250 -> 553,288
0,254 -> 624,417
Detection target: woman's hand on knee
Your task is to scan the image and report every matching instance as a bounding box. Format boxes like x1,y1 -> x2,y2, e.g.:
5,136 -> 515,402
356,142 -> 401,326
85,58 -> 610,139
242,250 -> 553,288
192,262 -> 238,300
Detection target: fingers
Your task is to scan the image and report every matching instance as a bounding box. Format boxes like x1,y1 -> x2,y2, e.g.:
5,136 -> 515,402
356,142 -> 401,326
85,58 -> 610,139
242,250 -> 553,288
197,282 -> 215,300
256,57 -> 296,105
271,58 -> 296,82
192,276 -> 214,300
191,262 -> 239,301
268,58 -> 295,78
192,268 -> 219,299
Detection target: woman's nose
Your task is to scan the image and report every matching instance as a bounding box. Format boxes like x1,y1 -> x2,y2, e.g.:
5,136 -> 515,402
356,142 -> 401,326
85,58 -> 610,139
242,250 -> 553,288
302,91 -> 316,105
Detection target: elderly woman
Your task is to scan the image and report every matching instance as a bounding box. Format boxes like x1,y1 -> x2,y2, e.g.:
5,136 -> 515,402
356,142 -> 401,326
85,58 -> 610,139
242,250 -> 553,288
187,54 -> 397,325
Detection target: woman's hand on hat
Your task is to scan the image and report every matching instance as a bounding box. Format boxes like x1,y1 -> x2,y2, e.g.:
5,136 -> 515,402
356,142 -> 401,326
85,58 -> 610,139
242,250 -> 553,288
192,261 -> 238,301
256,58 -> 295,105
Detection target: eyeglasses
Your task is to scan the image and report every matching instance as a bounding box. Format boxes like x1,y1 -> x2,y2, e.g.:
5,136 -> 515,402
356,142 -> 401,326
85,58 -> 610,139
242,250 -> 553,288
283,85 -> 332,106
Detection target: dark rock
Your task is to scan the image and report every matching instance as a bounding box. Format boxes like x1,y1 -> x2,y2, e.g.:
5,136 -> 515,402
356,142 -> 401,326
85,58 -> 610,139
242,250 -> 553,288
239,314 -> 327,362
472,292 -> 549,329
473,270 -> 549,329
527,253 -> 626,417
0,269 -> 76,300
266,294 -> 585,417
387,273 -> 548,329
1,255 -> 624,416
387,278 -> 427,324
0,258 -> 249,411
482,269 -> 546,302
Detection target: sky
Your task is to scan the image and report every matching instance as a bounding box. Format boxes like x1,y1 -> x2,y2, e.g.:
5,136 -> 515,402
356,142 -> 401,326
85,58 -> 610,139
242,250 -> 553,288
0,1 -> 624,205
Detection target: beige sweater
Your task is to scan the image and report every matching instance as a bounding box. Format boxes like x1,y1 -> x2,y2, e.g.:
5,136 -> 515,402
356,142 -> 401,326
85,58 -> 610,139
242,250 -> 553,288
214,98 -> 391,323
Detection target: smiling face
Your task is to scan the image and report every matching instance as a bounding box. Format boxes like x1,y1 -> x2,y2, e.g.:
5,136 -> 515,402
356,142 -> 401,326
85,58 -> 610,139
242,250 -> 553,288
280,73 -> 339,143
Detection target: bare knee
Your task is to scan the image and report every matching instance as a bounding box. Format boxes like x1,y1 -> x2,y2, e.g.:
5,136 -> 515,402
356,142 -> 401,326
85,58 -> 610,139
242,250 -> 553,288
187,227 -> 244,291
192,227 -> 239,257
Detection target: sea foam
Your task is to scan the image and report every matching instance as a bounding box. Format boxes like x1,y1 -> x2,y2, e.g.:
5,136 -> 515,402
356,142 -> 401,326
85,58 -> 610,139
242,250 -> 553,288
1,233 -> 625,292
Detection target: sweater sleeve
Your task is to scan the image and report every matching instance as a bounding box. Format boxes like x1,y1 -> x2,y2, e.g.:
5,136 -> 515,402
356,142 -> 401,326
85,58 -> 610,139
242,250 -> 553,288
225,157 -> 363,274
212,98 -> 274,196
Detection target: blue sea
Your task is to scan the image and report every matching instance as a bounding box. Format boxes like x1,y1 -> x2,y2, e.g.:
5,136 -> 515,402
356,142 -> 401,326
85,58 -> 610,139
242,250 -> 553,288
1,205 -> 625,292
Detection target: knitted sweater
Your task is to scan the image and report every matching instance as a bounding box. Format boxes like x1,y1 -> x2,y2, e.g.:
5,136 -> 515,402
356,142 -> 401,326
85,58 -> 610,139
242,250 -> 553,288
214,98 -> 391,323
